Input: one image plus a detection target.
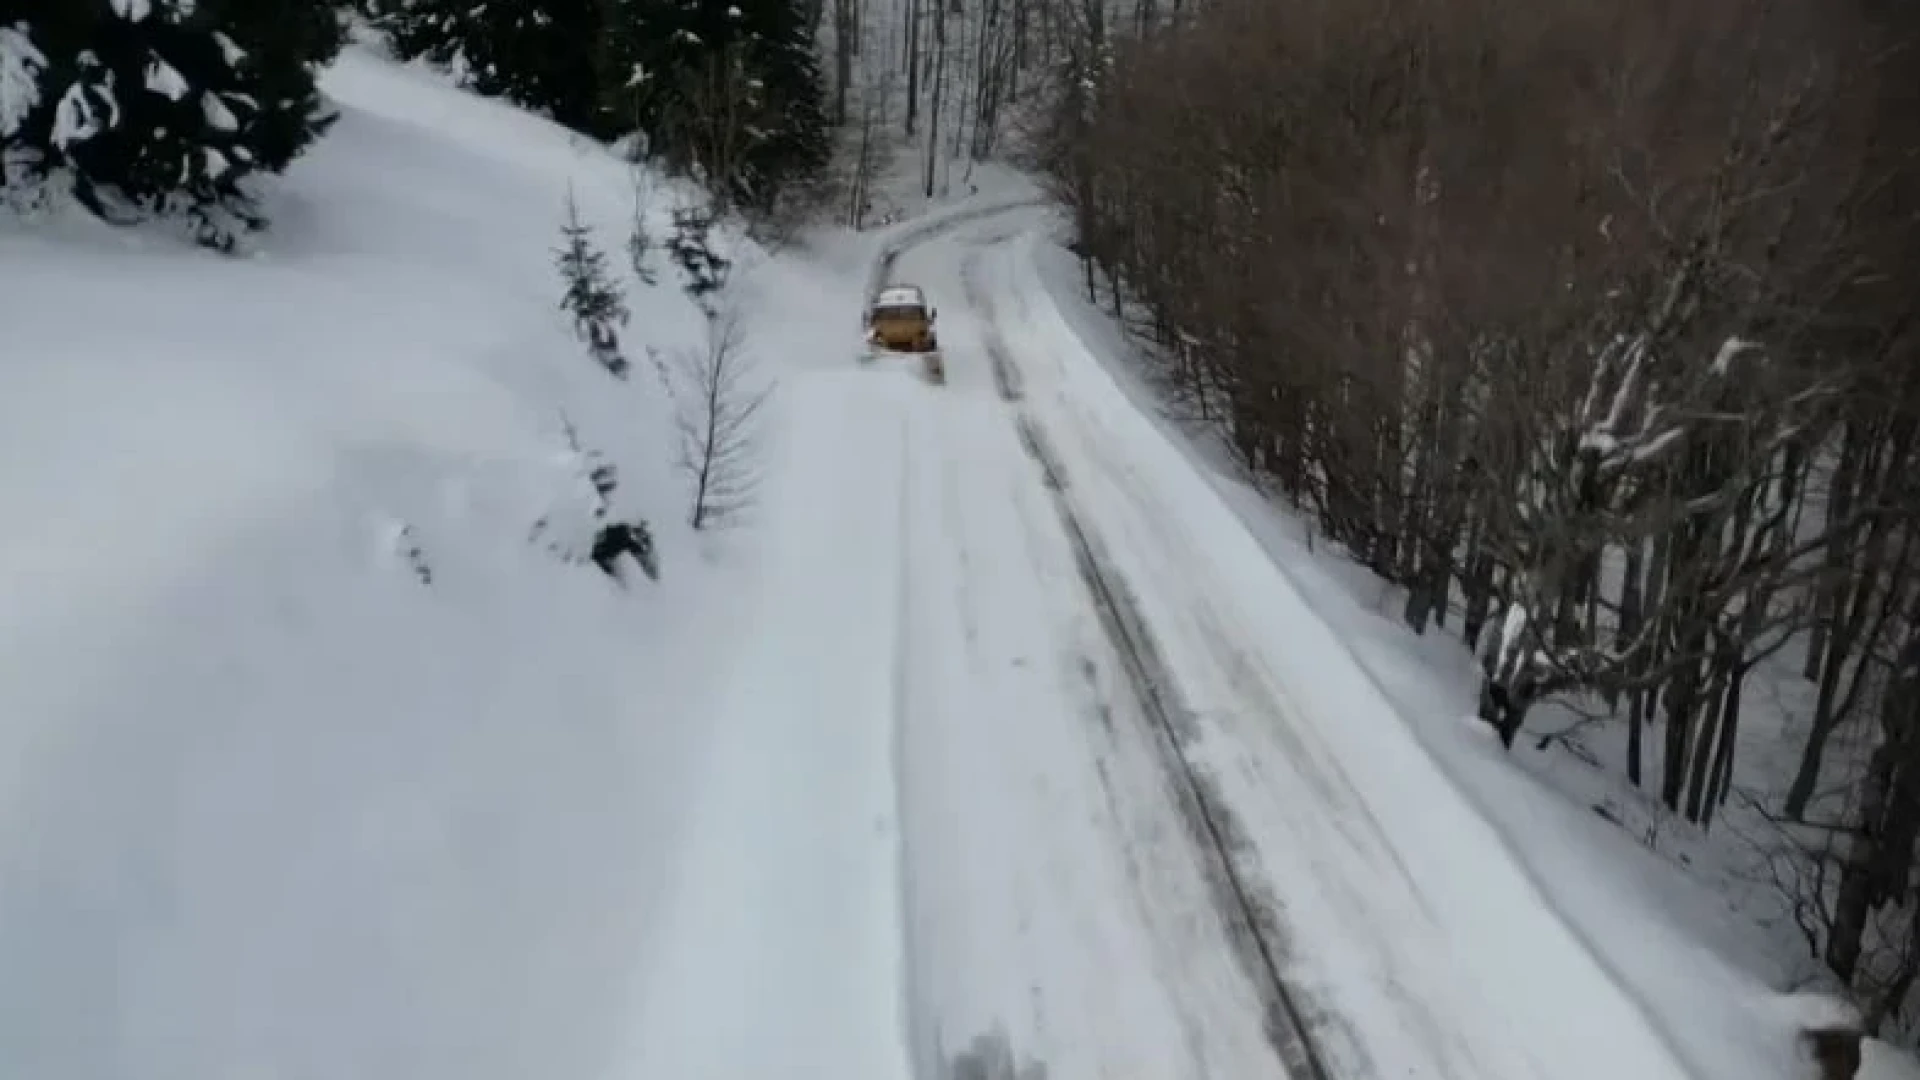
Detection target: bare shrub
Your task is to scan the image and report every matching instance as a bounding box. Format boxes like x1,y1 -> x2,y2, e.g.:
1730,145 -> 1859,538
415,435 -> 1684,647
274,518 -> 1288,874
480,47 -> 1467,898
671,304 -> 771,531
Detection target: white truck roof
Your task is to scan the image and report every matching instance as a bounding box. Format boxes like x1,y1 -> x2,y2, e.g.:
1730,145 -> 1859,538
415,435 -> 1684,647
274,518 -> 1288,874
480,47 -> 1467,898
875,285 -> 926,307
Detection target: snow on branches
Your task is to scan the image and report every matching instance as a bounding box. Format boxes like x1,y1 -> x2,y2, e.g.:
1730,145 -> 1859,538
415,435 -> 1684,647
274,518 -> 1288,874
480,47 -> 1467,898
0,2 -> 341,246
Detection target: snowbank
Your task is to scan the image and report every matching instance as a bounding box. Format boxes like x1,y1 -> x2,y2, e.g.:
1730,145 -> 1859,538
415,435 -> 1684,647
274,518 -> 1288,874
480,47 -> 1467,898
1869,1040 -> 1920,1080
0,48 -> 748,1080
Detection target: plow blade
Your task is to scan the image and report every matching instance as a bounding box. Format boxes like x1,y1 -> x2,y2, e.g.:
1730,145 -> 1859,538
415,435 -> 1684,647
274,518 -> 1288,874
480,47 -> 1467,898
860,338 -> 945,386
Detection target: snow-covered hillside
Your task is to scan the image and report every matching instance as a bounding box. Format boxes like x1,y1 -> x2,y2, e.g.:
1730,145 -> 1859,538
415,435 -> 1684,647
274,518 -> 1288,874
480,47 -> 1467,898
0,47 -> 776,1080
10,21 -> 1915,1080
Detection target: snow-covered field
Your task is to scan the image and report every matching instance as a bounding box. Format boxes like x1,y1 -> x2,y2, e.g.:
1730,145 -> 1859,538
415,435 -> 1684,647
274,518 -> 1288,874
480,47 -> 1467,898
8,30 -> 1912,1080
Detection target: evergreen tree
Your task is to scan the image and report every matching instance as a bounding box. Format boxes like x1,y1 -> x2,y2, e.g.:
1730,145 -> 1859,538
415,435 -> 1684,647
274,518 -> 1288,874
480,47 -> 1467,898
667,201 -> 730,315
374,0 -> 826,207
555,192 -> 633,378
375,0 -> 607,135
730,0 -> 828,209
611,0 -> 827,208
0,23 -> 47,195
0,0 -> 343,246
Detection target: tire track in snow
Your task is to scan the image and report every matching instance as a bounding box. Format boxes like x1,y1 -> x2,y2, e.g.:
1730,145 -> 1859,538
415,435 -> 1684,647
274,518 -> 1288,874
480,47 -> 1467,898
893,205 -> 1339,1080
883,201 -> 1346,1080
967,242 -> 1337,1080
960,253 -> 1025,404
988,238 -> 1539,1080
880,200 -> 1065,1080
879,343 -> 1056,1080
891,409 -> 940,1080
1007,408 -> 1333,1080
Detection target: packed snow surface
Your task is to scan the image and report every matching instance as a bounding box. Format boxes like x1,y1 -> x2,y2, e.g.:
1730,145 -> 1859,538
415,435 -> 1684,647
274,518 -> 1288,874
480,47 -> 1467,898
1,37 -> 1882,1080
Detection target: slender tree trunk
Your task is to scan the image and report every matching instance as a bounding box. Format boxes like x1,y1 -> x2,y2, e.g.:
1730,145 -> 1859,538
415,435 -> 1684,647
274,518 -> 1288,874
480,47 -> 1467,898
833,0 -> 854,123
1685,645 -> 1735,825
1705,660 -> 1747,819
1806,425 -> 1864,680
922,0 -> 946,198
1461,514 -> 1495,650
1788,511 -> 1895,816
904,0 -> 920,135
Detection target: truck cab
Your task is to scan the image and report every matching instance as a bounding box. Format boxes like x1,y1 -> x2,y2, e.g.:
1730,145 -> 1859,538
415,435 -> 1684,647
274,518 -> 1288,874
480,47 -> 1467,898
868,284 -> 938,353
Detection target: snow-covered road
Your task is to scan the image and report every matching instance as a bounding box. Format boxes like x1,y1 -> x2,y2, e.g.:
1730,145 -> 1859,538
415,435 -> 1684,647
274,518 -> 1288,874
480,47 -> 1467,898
888,271 -> 1284,1080
631,202 -> 1701,1080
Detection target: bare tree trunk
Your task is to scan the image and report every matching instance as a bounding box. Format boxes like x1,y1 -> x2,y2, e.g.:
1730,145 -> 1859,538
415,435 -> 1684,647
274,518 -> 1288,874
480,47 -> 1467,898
1828,616 -> 1920,985
904,0 -> 921,135
1706,659 -> 1747,818
833,0 -> 855,123
1618,539 -> 1647,785
1660,517 -> 1714,811
921,0 -> 947,198
1789,510 -> 1897,817
1805,425 -> 1864,680
1461,512 -> 1495,650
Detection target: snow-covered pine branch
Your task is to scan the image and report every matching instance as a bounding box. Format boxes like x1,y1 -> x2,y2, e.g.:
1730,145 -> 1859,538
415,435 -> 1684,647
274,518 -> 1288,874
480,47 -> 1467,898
0,0 -> 342,245
555,190 -> 634,379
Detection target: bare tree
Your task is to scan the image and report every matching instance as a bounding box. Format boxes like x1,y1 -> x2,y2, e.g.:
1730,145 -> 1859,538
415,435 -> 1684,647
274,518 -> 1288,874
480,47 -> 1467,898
833,0 -> 860,123
846,71 -> 899,227
904,0 -> 922,136
920,0 -> 951,196
1036,0 -> 1920,1024
672,304 -> 772,530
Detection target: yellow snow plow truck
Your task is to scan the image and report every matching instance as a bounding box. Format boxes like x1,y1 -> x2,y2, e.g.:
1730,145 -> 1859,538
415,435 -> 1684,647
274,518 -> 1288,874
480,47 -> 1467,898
864,284 -> 945,384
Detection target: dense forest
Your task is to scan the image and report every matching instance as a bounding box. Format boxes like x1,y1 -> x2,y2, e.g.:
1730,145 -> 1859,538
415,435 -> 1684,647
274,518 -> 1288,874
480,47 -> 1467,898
1027,0 -> 1920,1035
0,0 -> 833,240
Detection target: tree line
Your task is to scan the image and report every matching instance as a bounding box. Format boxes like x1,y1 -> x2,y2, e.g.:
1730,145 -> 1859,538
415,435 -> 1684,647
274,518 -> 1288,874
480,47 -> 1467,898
367,0 -> 829,215
1037,0 -> 1920,1033
0,0 -> 832,246
829,0 -> 1067,224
